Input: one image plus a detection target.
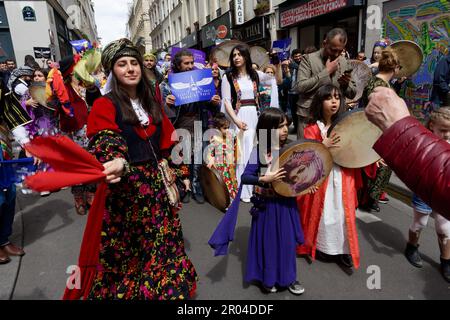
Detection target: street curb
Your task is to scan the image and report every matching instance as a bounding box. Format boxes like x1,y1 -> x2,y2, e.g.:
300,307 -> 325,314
386,182 -> 413,206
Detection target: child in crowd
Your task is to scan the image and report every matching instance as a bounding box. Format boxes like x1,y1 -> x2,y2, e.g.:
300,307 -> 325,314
209,108 -> 305,296
297,84 -> 361,271
404,107 -> 450,283
206,112 -> 238,202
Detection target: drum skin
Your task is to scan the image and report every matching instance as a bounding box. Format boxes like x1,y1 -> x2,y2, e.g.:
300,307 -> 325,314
327,109 -> 383,168
389,40 -> 423,78
346,60 -> 372,104
29,82 -> 48,108
271,140 -> 333,197
200,165 -> 230,212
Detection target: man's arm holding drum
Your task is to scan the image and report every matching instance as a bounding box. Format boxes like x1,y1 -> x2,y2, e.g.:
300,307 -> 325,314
365,87 -> 450,220
294,55 -> 330,94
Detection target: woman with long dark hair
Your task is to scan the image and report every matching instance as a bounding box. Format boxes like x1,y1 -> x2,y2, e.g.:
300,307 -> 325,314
77,39 -> 197,300
221,44 -> 279,202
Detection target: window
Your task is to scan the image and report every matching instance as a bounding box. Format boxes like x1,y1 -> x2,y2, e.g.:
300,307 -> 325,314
186,0 -> 190,27
178,17 -> 182,39
205,0 -> 210,17
173,21 -> 177,41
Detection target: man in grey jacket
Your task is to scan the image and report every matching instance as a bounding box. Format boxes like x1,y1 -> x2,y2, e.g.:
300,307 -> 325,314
294,28 -> 357,138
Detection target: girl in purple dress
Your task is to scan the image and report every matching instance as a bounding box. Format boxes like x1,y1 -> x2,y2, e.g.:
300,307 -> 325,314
209,108 -> 305,295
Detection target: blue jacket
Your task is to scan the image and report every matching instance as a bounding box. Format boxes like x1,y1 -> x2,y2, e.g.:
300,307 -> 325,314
431,54 -> 450,105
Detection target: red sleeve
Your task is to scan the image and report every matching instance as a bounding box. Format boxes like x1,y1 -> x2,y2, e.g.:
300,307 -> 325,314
87,97 -> 120,139
160,109 -> 176,150
51,70 -> 70,104
304,124 -> 322,141
374,116 -> 450,219
155,83 -> 163,106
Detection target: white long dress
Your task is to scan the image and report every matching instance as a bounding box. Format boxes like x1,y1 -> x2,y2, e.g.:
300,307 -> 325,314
315,121 -> 350,255
221,71 -> 279,200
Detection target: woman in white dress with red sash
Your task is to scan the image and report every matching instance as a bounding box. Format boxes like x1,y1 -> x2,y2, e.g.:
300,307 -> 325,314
221,45 -> 279,202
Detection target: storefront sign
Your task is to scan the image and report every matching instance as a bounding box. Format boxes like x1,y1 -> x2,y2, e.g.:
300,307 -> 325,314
233,17 -> 266,43
201,12 -> 232,48
235,0 -> 244,25
22,6 -> 36,21
180,32 -> 198,48
280,0 -> 348,28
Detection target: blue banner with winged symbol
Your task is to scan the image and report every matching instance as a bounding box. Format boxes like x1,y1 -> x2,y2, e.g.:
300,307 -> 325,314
169,69 -> 215,106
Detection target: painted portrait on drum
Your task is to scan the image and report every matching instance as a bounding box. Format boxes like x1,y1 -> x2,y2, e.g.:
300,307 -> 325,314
271,141 -> 333,198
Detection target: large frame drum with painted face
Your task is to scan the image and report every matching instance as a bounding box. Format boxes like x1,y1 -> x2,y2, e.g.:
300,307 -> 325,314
271,140 -> 333,197
327,109 -> 383,168
200,165 -> 230,212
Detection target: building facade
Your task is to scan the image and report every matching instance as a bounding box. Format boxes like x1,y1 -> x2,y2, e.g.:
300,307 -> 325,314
0,0 -> 98,66
60,0 -> 99,43
128,0 -> 152,54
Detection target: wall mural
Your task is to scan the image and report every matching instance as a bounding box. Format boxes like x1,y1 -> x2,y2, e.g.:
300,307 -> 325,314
383,0 -> 449,119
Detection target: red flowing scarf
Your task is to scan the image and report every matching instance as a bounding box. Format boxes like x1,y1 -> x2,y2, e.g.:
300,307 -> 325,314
25,136 -> 107,300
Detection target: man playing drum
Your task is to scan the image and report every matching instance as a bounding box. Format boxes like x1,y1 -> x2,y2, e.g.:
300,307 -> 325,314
294,28 -> 357,139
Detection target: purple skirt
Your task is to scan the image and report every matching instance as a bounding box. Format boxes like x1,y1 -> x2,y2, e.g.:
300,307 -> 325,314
245,196 -> 304,288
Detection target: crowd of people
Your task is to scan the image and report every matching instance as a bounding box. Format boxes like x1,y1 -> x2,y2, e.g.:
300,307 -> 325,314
0,26 -> 449,300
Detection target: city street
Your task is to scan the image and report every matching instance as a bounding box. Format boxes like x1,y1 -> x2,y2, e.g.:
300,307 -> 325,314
1,186 -> 449,300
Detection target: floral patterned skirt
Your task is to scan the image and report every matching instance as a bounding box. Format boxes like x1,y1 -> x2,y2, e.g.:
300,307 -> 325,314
88,163 -> 198,300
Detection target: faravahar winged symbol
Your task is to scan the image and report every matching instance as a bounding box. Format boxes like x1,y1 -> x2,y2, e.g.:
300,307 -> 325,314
171,76 -> 213,91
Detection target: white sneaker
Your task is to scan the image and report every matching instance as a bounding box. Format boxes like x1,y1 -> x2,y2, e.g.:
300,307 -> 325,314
241,198 -> 251,203
40,191 -> 51,197
263,286 -> 277,293
288,281 -> 305,295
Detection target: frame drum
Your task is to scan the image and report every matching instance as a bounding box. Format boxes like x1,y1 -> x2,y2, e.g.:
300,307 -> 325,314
200,165 -> 231,212
327,109 -> 383,168
271,140 -> 333,197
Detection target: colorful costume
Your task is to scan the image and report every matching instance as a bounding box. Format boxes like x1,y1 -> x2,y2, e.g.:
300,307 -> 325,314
359,76 -> 393,210
221,71 -> 279,201
297,123 -> 361,268
207,133 -> 238,201
80,94 -> 197,299
209,148 -> 304,288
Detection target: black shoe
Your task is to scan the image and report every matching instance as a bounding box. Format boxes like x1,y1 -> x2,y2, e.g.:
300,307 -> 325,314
370,202 -> 381,213
404,243 -> 423,268
316,250 -> 334,262
194,193 -> 205,204
339,254 -> 353,268
440,258 -> 450,283
182,191 -> 191,204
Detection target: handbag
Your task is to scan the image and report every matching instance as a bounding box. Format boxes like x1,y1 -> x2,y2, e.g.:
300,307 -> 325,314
146,131 -> 181,208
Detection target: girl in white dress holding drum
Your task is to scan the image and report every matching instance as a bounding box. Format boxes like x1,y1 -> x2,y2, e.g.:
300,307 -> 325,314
297,84 -> 361,271
221,45 -> 279,202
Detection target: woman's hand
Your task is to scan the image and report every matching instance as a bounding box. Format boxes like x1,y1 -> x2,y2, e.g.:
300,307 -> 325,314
323,132 -> 341,148
25,150 -> 42,166
211,95 -> 221,106
103,158 -> 125,184
26,98 -> 39,108
259,168 -> 286,184
236,120 -> 248,131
